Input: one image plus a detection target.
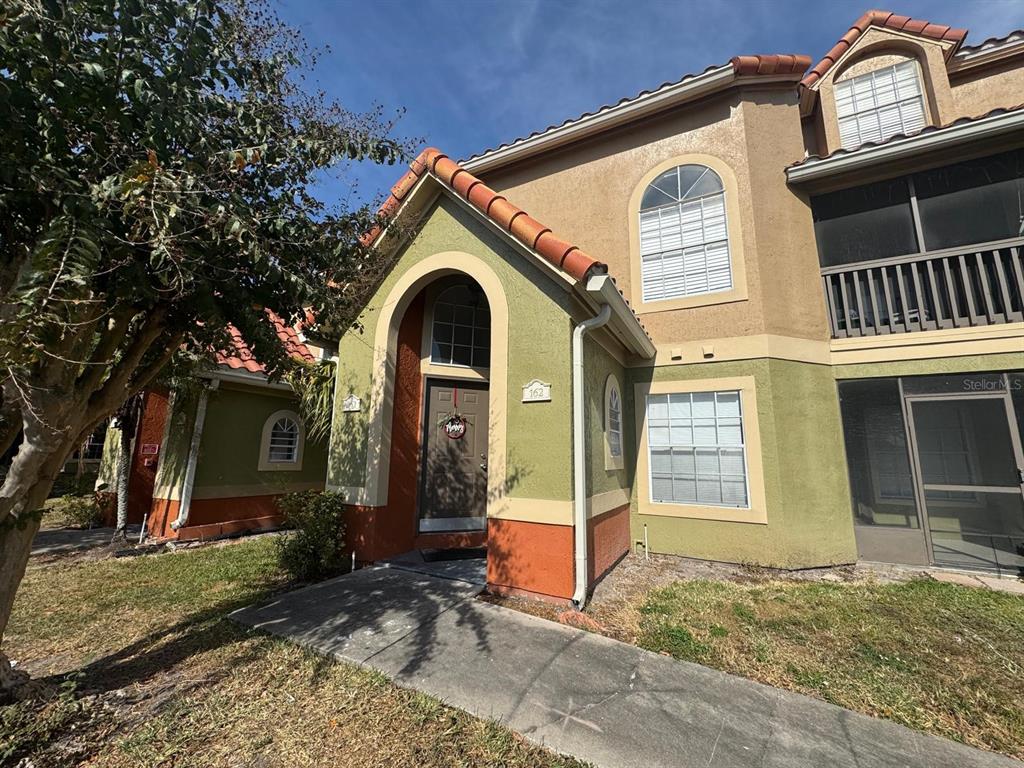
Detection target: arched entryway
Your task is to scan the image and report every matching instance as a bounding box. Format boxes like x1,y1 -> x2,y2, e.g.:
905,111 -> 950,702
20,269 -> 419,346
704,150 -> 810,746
357,252 -> 509,558
416,277 -> 491,538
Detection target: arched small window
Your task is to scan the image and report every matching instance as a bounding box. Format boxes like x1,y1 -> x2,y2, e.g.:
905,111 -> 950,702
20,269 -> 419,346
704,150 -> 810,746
639,165 -> 731,302
605,375 -> 624,470
269,417 -> 299,462
259,410 -> 305,471
431,284 -> 490,368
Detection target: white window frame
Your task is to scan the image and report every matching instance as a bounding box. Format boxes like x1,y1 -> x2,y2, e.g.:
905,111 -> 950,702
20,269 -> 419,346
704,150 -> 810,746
835,60 -> 927,151
634,378 -> 766,524
259,409 -> 305,471
645,389 -> 749,510
604,374 -> 624,471
638,164 -> 732,303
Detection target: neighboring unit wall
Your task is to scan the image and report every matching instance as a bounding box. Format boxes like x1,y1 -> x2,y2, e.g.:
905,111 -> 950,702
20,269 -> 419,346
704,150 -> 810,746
629,358 -> 857,568
148,381 -> 327,540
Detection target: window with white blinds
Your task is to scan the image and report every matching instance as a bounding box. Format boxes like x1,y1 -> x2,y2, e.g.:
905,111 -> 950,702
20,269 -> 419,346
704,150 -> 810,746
835,61 -> 926,150
607,384 -> 622,458
646,391 -> 749,508
638,165 -> 731,302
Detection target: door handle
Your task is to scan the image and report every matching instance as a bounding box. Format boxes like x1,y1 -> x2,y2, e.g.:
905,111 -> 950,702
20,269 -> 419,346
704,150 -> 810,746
480,454 -> 488,473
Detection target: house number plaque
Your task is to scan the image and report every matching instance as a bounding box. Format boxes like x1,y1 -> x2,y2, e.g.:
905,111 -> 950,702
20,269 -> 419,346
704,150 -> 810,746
522,379 -> 551,403
342,394 -> 361,413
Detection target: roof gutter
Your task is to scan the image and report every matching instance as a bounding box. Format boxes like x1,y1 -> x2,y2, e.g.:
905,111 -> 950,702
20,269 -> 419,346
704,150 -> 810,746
570,273 -> 654,609
786,108 -> 1024,184
582,274 -> 656,359
571,302 -> 612,609
464,65 -> 736,175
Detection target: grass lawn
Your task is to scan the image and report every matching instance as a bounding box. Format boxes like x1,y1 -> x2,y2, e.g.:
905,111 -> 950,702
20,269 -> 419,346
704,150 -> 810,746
613,577 -> 1024,759
2,537 -> 585,768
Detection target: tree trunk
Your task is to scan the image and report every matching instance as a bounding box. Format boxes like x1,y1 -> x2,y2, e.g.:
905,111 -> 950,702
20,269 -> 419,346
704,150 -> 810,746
0,513 -> 42,694
113,424 -> 131,540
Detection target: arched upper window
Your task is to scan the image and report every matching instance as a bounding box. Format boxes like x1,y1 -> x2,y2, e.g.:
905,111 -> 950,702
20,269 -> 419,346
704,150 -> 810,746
430,284 -> 490,368
834,60 -> 926,150
259,410 -> 305,471
639,165 -> 731,302
604,375 -> 624,470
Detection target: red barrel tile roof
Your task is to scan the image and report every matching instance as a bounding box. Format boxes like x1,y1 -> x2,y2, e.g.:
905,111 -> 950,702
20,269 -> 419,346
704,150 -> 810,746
215,311 -> 316,374
731,54 -> 812,76
363,147 -> 607,283
802,10 -> 967,88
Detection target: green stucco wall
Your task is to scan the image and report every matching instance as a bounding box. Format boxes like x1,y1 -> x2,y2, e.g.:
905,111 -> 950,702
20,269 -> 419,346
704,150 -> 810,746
584,336 -> 630,498
330,194 -> 579,502
833,351 -> 1024,380
193,384 -> 328,492
152,390 -> 194,500
628,358 -> 857,569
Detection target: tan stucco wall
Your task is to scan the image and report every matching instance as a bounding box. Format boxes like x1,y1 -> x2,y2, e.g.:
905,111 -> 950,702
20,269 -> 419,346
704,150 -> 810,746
950,61 -> 1024,122
483,86 -> 828,347
804,26 -> 1024,158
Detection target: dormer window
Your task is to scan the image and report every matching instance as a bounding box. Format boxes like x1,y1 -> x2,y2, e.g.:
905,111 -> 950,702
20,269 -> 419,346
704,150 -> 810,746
835,60 -> 926,150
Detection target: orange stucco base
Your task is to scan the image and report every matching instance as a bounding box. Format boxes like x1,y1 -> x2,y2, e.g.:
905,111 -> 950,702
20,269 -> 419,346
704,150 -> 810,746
485,505 -> 630,602
587,504 -> 630,585
147,495 -> 285,541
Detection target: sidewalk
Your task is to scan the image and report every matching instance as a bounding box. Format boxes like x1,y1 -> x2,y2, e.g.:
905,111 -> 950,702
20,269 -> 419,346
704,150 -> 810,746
31,525 -> 142,556
231,566 -> 1019,768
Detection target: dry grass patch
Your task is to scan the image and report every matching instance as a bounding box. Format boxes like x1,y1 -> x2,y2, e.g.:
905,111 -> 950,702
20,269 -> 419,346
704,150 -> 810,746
3,537 -> 585,768
628,578 -> 1024,759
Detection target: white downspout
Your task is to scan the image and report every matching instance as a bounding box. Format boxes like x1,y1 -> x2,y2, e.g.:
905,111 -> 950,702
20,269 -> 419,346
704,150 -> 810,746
572,303 -> 612,608
171,380 -> 218,531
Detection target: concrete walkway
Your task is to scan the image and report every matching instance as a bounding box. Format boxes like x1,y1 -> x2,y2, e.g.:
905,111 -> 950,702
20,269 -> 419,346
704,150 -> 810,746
31,525 -> 142,556
231,566 -> 1020,768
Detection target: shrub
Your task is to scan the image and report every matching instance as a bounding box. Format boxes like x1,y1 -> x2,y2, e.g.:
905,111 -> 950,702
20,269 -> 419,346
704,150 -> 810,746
275,490 -> 347,581
52,495 -> 104,529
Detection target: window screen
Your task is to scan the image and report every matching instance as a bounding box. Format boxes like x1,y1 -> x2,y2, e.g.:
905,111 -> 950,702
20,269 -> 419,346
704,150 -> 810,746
811,177 -> 918,267
913,148 -> 1024,251
646,391 -> 748,507
639,165 -> 731,301
835,61 -> 926,150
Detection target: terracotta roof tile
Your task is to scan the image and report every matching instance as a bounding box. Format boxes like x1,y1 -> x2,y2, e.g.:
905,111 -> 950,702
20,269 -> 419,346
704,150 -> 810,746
363,147 -> 609,283
730,54 -> 811,76
362,148 -> 653,341
802,10 -> 968,88
214,310 -> 316,374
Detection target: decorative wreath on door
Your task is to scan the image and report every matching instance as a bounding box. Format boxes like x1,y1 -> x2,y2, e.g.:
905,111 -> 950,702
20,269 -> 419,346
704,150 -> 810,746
437,385 -> 468,440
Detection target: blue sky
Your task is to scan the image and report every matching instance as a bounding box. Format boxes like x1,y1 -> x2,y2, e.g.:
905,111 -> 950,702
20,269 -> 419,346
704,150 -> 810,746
274,0 -> 1024,209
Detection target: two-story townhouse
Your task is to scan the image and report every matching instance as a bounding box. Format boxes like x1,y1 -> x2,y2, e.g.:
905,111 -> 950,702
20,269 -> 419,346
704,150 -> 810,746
327,9 -> 1024,603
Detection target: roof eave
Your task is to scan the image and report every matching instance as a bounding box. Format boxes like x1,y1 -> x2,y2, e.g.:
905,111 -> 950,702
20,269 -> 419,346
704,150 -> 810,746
786,107 -> 1024,184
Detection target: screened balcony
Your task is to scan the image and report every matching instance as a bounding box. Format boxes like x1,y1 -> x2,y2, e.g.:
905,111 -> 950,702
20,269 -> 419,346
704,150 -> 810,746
812,148 -> 1024,338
